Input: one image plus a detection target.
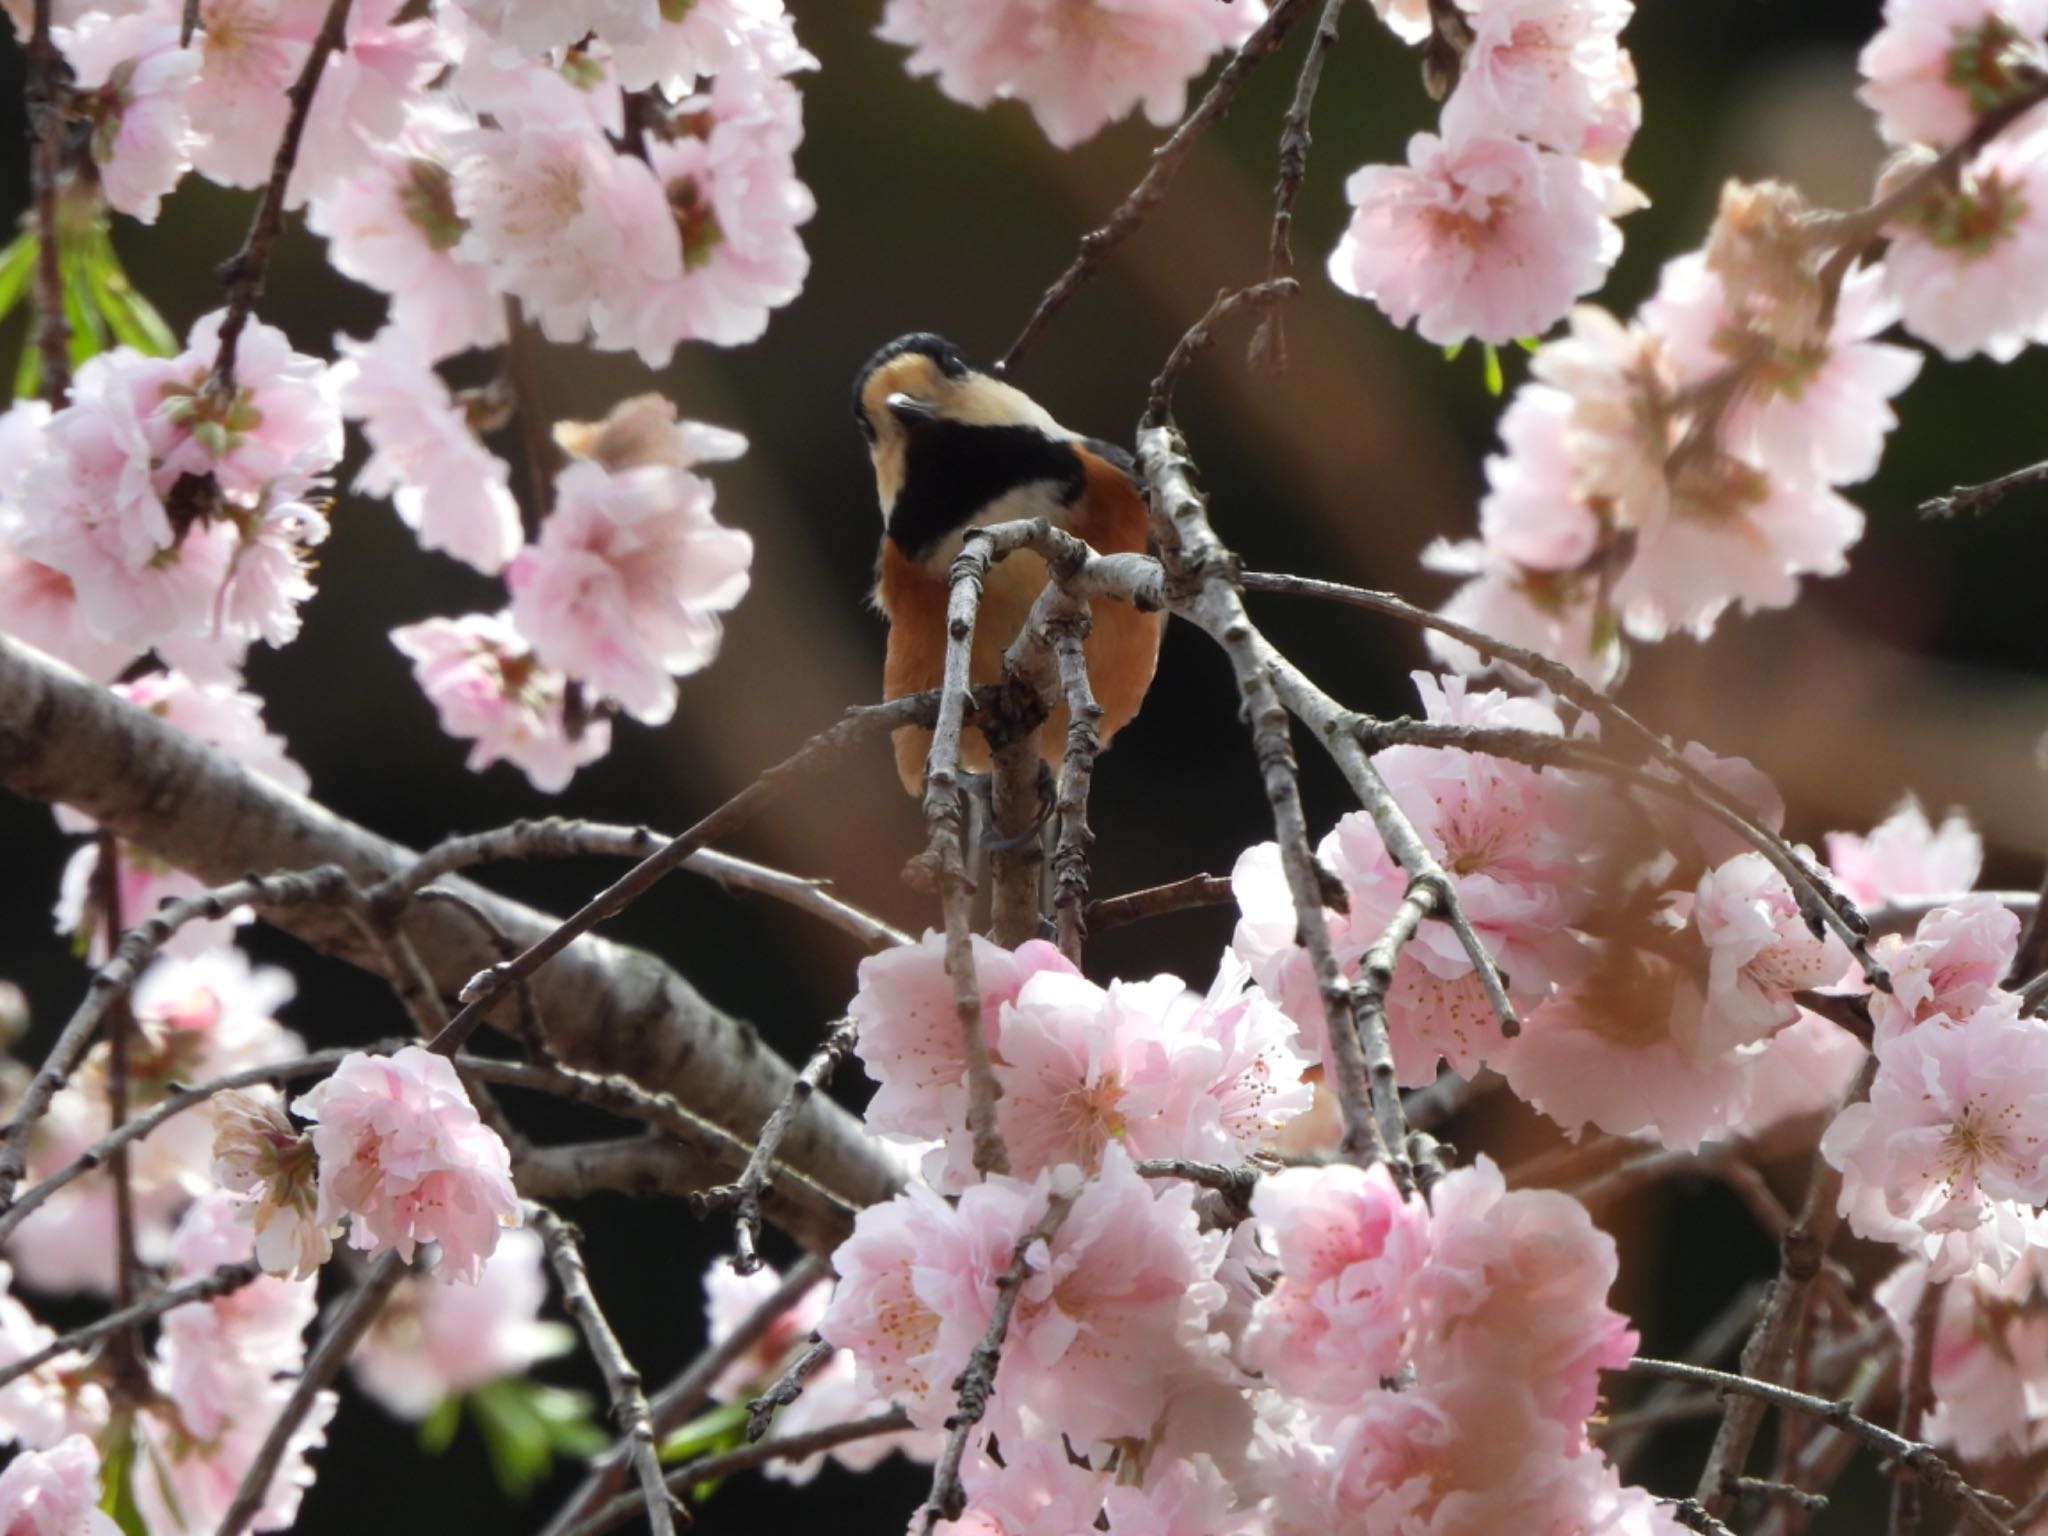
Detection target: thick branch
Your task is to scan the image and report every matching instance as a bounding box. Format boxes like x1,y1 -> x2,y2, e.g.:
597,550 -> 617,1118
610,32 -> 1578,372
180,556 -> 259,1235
0,635 -> 904,1242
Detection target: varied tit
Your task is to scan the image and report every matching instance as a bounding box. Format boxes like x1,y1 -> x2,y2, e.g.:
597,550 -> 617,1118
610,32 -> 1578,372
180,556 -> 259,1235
853,332 -> 1165,796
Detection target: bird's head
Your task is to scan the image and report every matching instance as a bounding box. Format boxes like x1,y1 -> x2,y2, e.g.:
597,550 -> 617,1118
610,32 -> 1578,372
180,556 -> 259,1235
851,333 -> 1068,528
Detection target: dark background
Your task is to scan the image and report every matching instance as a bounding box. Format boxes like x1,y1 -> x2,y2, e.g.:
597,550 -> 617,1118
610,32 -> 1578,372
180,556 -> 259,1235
4,1 -> 2046,1530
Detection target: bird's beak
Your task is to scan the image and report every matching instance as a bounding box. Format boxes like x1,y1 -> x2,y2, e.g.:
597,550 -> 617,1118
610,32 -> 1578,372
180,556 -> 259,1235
885,392 -> 938,426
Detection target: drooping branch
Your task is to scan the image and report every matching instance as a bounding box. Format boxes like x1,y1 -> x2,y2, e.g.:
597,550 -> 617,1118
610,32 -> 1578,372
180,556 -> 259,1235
995,0 -> 1317,372
1250,0 -> 1345,370
0,635 -> 905,1243
26,0 -> 71,405
0,1259 -> 261,1396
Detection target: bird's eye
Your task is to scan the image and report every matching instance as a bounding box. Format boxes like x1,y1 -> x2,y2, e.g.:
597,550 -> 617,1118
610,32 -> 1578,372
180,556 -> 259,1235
886,392 -> 939,427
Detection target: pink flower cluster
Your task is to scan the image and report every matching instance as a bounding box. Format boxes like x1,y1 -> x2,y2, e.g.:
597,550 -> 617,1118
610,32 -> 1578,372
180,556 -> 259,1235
821,927 -> 1690,1532
1328,0 -> 1641,346
0,1436 -> 120,1536
850,932 -> 1313,1193
132,1193 -> 333,1536
0,312 -> 340,688
876,0 -> 1265,149
1878,1250 -> 2048,1462
386,395 -> 753,789
1428,181 -> 1921,679
1247,1158 -> 1670,1536
1859,0 -> 2048,360
292,1046 -> 522,1283
10,945 -> 304,1296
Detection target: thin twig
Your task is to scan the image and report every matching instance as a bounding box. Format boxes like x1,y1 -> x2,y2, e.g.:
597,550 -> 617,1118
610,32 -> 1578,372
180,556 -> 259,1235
1627,1357 -> 2014,1536
1146,279 -> 1298,425
746,1336 -> 833,1443
1249,0 -> 1344,370
1048,605 -> 1101,964
995,0 -> 1316,372
1086,874 -> 1236,934
1921,457 -> 2048,518
208,0 -> 354,393
695,1019 -> 858,1274
502,296 -> 560,526
1695,1057 -> 1876,1520
429,695 -> 938,1056
214,1251 -> 405,1536
915,1194 -> 1076,1533
561,1407 -> 915,1536
92,833 -> 146,1394
540,1255 -> 832,1536
0,865 -> 358,1211
1889,1276 -> 1945,1536
1137,425 -> 1390,1177
0,1260 -> 261,1396
529,1206 -> 677,1536
26,0 -> 71,405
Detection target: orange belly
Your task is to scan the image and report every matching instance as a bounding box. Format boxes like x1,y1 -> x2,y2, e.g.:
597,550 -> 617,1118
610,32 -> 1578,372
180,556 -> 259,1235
878,462 -> 1161,796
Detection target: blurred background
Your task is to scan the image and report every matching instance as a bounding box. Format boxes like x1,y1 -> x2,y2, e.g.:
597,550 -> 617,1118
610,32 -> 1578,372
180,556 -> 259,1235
3,1 -> 2046,1530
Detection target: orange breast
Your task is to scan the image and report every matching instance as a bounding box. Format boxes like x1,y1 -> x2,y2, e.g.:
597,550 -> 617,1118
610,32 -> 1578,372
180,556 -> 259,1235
879,448 -> 1164,796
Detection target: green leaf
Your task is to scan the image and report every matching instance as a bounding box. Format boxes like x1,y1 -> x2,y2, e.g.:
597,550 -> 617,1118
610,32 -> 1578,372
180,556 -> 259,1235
1482,343 -> 1504,398
419,1393 -> 463,1457
467,1379 -> 606,1500
84,222 -> 176,357
0,231 -> 39,326
14,334 -> 40,406
98,1422 -> 150,1536
658,1400 -> 749,1464
1441,341 -> 1465,363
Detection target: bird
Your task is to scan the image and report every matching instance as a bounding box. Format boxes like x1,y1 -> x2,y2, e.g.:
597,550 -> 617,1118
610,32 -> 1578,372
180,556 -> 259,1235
852,332 -> 1164,798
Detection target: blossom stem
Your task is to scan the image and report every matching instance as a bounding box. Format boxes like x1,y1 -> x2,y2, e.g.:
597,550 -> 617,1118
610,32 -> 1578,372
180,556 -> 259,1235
529,1206 -> 678,1536
209,0 -> 354,396
26,0 -> 71,406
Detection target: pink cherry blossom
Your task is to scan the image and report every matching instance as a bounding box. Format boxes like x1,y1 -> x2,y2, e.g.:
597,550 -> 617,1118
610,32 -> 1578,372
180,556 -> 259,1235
352,1227 -> 574,1419
1477,386 -> 1602,569
0,1263 -> 110,1449
1611,462 -> 1865,642
702,1258 -> 829,1403
1869,893 -> 2021,1043
151,310 -> 343,502
391,611 -> 613,792
939,1437 -> 1107,1536
1883,126 -> 2048,361
1421,540 -> 1619,685
183,0 -> 320,189
451,120 -> 681,348
505,451 -> 753,725
211,1088 -> 328,1279
1732,1008 -> 1869,1138
1328,131 -> 1620,347
998,1147 -> 1230,1449
292,1045 -> 523,1282
1242,1162 -> 1428,1402
878,0 -> 1264,150
132,1383 -> 336,1536
1859,0 -> 2048,148
332,329 -> 522,573
819,1175 -> 1044,1430
0,1436 -> 119,1536
59,11 -> 199,222
1414,1157 -> 1637,1426
1527,303 -> 1669,531
610,0 -> 813,93
1442,0 -> 1634,157
1496,946 -> 1758,1150
1877,1253 -> 2048,1460
452,0 -> 660,56
304,108 -> 508,363
153,1192 -> 321,1442
592,61 -> 815,360
1826,797 -> 1982,907
0,552 -> 137,682
1692,852 -> 1848,1055
1101,1455 -> 1259,1536
1822,1002 -> 2048,1277
1641,253 -> 1922,488
287,0 -> 451,207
